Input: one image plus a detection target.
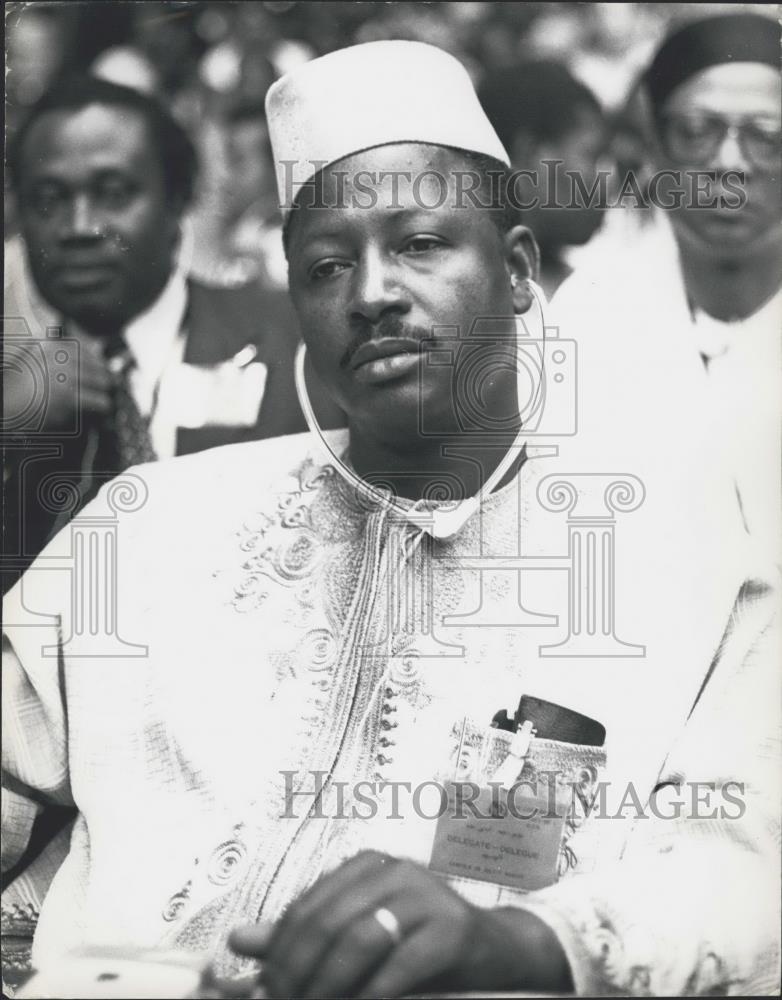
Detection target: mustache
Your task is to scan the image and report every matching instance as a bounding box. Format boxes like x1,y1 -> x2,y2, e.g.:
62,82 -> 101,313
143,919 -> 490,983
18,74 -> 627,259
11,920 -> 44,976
339,314 -> 432,370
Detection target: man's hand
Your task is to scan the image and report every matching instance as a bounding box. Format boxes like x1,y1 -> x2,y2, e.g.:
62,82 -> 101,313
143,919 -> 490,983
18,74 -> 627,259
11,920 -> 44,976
229,850 -> 573,999
3,335 -> 112,432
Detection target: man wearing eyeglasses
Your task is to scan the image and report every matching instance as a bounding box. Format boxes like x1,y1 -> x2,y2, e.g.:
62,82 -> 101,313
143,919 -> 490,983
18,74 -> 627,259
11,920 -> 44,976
553,12 -> 781,555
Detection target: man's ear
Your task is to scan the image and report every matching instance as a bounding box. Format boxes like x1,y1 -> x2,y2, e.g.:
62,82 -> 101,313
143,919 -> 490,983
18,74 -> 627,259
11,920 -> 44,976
504,225 -> 540,314
165,204 -> 186,258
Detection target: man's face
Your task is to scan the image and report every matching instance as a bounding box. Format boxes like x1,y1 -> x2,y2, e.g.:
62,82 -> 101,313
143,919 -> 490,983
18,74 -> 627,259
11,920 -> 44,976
17,103 -> 181,333
655,63 -> 781,257
286,144 -> 529,444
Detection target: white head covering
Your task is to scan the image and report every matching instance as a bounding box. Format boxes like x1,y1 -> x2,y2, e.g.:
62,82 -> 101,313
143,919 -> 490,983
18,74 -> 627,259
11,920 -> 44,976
265,40 -> 509,214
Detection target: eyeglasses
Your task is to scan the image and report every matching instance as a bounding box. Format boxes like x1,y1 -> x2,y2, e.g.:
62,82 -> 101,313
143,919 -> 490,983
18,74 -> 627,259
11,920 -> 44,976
659,113 -> 781,172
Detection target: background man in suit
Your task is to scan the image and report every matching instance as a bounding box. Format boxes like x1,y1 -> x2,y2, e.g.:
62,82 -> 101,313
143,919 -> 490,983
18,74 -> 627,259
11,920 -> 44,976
3,75 -> 341,588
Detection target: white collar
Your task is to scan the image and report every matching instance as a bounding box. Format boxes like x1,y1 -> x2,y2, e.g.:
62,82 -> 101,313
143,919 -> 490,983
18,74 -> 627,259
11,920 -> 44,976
123,269 -> 188,376
688,272 -> 782,364
651,209 -> 782,360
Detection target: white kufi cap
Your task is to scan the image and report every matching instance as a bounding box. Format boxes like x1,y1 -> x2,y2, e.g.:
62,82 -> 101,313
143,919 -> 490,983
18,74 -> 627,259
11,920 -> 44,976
265,40 -> 509,214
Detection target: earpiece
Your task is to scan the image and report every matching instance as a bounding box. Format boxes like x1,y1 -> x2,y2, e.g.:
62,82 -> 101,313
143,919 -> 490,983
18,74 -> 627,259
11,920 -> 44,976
526,278 -> 549,328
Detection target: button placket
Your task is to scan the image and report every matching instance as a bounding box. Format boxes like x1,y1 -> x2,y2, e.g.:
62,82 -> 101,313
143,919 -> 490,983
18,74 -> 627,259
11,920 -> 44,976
372,686 -> 399,780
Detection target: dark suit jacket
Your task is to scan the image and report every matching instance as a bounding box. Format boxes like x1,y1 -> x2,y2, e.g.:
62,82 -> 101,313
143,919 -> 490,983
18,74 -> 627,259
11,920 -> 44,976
176,279 -> 342,452
3,278 -> 343,590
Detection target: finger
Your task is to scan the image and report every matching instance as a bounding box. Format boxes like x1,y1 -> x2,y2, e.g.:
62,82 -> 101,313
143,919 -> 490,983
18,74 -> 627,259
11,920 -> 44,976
77,351 -> 113,386
359,924 -> 455,999
267,852 -> 393,968
43,387 -> 110,421
228,921 -> 274,957
79,365 -> 113,391
75,337 -> 114,380
77,335 -> 110,362
74,388 -> 112,414
298,909 -> 397,1000
302,893 -> 427,1000
279,851 -> 393,930
199,969 -> 261,999
266,854 -> 400,997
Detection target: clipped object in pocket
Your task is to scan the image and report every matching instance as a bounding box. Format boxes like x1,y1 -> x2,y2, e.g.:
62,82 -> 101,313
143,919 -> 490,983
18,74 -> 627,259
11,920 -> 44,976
492,720 -> 537,788
492,696 -> 605,747
432,715 -> 607,889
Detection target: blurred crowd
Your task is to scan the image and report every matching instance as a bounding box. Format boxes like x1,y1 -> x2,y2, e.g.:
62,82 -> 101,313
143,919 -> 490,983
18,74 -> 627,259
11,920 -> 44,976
5,0 -> 771,293
2,7 -> 780,992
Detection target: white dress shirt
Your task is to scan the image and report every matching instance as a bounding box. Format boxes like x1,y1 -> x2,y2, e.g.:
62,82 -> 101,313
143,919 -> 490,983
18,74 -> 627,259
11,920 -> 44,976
116,270 -> 268,458
121,270 -> 188,460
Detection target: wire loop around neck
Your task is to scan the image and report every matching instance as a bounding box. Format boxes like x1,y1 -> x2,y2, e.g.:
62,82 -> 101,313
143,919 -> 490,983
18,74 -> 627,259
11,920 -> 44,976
294,284 -> 548,539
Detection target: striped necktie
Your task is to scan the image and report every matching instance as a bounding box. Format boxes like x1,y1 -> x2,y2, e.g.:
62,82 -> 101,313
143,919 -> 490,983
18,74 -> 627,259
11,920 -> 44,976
101,338 -> 158,470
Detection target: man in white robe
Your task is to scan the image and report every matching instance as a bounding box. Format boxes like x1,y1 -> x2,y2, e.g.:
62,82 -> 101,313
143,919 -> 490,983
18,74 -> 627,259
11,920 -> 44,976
552,12 -> 781,557
2,39 -> 779,998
